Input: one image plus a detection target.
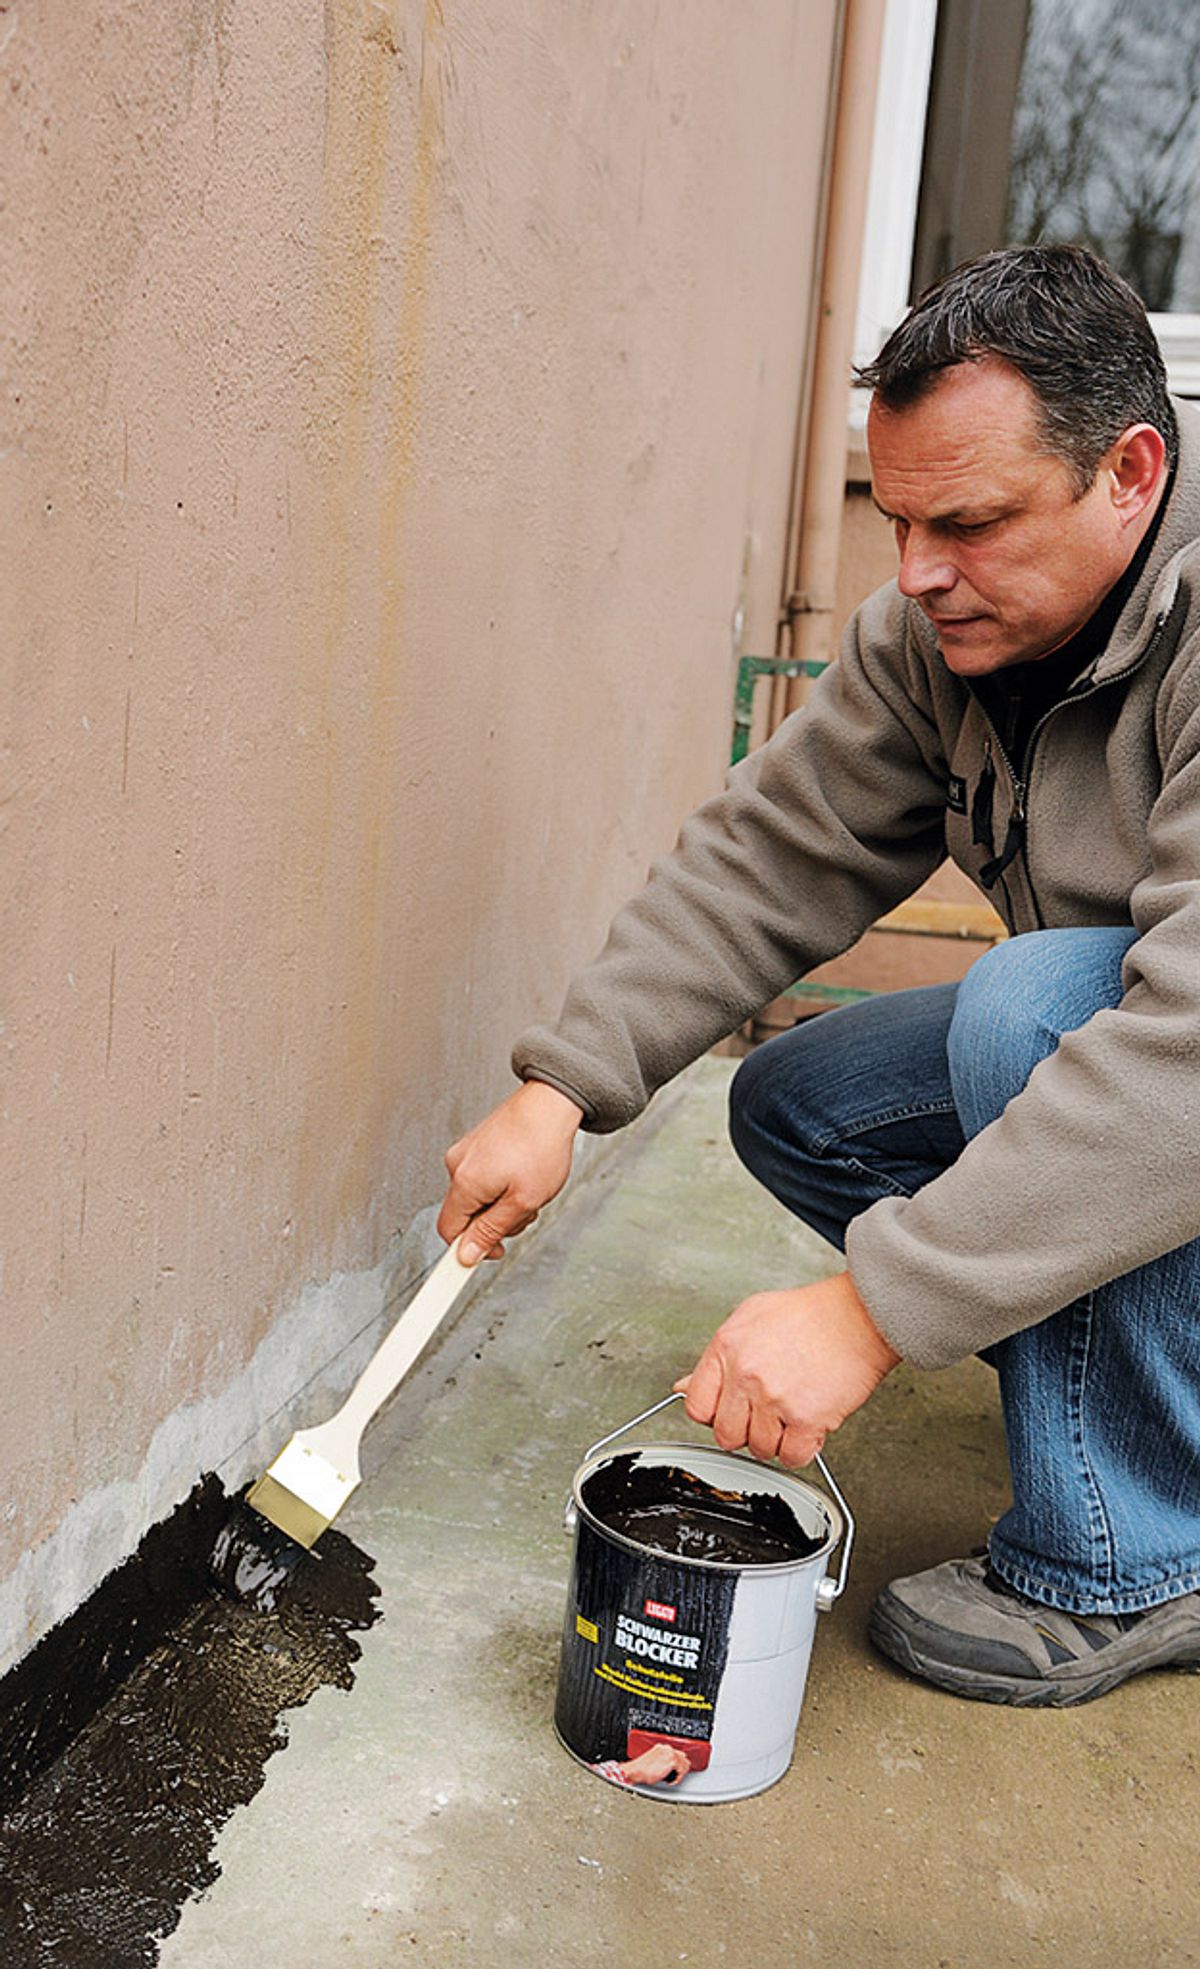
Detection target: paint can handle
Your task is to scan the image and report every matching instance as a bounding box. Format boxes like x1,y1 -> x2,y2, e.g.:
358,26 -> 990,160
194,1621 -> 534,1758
562,1394 -> 687,1534
581,1390 -> 689,1464
572,1392 -> 855,1607
812,1449 -> 854,1610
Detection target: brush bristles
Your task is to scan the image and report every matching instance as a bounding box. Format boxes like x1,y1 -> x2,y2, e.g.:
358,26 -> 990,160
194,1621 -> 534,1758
245,1472 -> 330,1550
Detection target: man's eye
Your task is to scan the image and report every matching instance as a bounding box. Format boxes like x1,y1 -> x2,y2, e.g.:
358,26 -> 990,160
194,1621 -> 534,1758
952,520 -> 992,537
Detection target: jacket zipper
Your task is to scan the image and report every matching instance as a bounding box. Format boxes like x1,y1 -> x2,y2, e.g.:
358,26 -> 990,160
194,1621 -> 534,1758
975,609 -> 1170,930
985,723 -> 1035,925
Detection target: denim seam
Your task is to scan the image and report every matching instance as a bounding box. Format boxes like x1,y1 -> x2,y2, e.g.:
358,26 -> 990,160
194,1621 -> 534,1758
1070,1290 -> 1117,1595
803,1097 -> 960,1160
745,1118 -> 916,1204
992,1292 -> 1120,1607
837,1153 -> 912,1202
985,1552 -> 1200,1616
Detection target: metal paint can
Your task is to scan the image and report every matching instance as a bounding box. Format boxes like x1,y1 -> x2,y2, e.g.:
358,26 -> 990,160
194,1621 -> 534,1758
555,1394 -> 853,1805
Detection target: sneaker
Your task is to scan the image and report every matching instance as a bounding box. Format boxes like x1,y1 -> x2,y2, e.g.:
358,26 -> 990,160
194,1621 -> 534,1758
868,1554 -> 1200,1707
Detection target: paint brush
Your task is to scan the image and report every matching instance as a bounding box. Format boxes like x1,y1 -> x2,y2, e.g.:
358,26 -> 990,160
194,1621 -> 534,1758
211,1236 -> 478,1609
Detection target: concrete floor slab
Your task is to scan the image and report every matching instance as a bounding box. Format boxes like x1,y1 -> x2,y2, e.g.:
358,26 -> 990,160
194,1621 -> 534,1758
161,1060 -> 1200,1968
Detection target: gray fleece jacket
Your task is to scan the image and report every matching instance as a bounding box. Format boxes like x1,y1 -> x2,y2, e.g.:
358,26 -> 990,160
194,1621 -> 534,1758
514,398 -> 1200,1370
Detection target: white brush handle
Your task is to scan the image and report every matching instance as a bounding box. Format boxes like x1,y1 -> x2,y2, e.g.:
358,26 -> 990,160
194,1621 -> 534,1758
302,1237 -> 478,1475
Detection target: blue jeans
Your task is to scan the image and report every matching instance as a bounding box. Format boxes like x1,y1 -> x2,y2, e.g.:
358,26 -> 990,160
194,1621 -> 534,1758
729,928 -> 1200,1615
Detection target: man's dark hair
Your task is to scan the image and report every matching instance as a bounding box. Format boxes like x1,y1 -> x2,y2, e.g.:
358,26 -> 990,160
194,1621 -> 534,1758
856,244 -> 1178,495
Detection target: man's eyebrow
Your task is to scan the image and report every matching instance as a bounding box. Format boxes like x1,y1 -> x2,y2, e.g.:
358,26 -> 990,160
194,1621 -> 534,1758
870,495 -> 1008,525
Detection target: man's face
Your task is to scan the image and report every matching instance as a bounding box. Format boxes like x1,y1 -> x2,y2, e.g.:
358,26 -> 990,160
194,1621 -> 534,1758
867,358 -> 1145,676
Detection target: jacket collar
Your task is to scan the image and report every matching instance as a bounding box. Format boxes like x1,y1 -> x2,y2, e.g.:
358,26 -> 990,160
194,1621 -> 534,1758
1091,394 -> 1200,684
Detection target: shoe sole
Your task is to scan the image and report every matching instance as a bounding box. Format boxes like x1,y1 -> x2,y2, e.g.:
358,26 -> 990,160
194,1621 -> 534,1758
868,1592 -> 1200,1708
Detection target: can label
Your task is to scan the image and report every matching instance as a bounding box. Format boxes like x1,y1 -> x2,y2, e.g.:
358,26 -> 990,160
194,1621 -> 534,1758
555,1513 -> 736,1771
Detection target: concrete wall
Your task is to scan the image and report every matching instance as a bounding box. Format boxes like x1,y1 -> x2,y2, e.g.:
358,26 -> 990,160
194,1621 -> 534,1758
836,481 -> 897,629
0,0 -> 838,1666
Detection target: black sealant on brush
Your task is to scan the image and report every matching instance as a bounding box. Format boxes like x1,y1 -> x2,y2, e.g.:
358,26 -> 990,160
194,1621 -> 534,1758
208,1499 -> 309,1613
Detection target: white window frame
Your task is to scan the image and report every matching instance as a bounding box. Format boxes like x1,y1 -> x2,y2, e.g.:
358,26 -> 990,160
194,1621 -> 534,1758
850,0 -> 1200,465
851,0 -> 939,438
1149,317 -> 1200,395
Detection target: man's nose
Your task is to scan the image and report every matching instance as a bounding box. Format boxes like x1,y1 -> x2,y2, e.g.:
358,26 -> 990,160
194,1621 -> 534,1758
896,528 -> 955,600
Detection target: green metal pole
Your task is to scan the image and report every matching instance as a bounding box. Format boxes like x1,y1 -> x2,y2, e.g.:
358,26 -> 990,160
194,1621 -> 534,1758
730,655 -> 830,766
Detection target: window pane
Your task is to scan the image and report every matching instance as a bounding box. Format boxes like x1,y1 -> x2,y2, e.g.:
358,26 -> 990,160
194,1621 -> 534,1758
1007,0 -> 1200,310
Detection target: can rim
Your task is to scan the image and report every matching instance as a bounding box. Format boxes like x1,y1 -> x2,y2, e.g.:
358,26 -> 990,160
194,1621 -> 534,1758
571,1441 -> 842,1575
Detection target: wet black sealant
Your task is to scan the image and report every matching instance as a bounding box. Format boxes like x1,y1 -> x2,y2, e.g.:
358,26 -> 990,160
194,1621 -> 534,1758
0,1479 -> 229,1819
0,1477 -> 380,1969
209,1501 -> 310,1612
581,1455 -> 823,1566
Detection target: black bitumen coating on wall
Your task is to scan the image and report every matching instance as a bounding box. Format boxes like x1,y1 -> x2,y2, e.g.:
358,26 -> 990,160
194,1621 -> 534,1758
0,1477 -> 381,1968
0,1477 -> 232,1817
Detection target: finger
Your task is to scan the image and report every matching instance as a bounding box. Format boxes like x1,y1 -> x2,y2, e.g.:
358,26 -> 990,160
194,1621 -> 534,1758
478,1205 -> 538,1260
437,1201 -> 471,1244
779,1422 -> 826,1470
747,1408 -> 785,1463
437,1180 -> 495,1246
712,1388 -> 752,1454
672,1373 -> 692,1395
681,1349 -> 723,1426
459,1202 -> 536,1264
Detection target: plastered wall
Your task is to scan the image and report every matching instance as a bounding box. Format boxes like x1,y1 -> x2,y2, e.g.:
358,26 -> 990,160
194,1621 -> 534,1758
1,0 -> 838,1662
836,479 -> 899,629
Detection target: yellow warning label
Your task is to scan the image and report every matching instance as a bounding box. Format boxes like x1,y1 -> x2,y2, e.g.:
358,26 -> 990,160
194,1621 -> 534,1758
575,1614 -> 599,1644
625,1660 -> 683,1685
594,1662 -> 712,1710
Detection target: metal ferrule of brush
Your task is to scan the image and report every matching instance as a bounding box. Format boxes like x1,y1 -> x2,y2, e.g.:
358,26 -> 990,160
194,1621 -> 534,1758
247,1440 -> 359,1549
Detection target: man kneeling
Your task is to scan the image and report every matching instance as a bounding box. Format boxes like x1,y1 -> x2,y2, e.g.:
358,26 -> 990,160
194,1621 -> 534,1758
439,246 -> 1200,1707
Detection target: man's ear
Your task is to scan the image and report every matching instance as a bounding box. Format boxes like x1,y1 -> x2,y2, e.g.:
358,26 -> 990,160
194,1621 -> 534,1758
1108,423 -> 1167,525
